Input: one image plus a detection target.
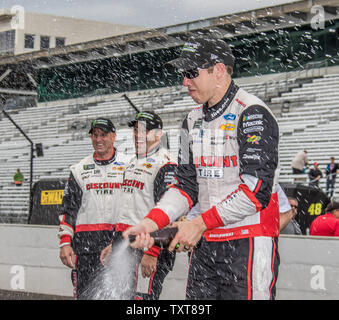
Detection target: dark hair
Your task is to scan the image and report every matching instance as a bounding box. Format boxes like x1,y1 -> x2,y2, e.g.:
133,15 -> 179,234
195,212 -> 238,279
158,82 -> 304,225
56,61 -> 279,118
207,66 -> 214,74
325,201 -> 339,213
226,66 -> 233,76
210,64 -> 233,76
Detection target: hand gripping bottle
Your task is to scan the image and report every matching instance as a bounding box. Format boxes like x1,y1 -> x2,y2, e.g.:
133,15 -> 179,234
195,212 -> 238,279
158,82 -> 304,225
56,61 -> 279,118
128,227 -> 178,249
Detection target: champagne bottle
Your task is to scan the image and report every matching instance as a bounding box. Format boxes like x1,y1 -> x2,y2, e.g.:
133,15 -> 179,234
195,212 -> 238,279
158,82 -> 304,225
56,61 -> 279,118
128,227 -> 178,249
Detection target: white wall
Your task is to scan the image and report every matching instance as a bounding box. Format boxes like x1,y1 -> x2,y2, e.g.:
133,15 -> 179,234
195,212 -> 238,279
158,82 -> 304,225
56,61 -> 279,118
0,224 -> 73,296
1,224 -> 339,299
276,235 -> 339,299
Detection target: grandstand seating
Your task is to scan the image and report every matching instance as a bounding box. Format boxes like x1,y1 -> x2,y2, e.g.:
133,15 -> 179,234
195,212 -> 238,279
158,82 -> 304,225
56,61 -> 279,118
1,69 -> 339,223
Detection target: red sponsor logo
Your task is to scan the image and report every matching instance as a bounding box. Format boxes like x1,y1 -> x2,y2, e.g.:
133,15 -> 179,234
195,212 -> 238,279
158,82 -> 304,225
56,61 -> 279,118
236,99 -> 246,108
122,179 -> 145,190
86,182 -> 122,190
193,155 -> 237,168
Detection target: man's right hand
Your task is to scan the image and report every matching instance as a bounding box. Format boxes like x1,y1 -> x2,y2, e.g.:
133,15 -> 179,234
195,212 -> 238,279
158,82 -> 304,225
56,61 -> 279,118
123,218 -> 158,249
59,245 -> 76,269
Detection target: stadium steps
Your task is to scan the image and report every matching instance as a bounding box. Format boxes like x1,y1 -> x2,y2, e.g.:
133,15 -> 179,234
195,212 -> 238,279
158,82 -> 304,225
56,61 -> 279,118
0,185 -> 30,224
277,73 -> 339,199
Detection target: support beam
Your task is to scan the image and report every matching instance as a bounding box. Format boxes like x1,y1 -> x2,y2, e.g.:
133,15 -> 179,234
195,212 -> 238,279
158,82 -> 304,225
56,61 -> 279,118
27,73 -> 37,87
0,69 -> 12,83
0,88 -> 37,96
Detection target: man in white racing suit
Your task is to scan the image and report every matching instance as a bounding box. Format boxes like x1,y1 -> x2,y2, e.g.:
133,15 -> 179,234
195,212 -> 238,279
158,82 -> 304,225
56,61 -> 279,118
58,118 -> 130,299
124,35 -> 280,300
100,111 -> 177,300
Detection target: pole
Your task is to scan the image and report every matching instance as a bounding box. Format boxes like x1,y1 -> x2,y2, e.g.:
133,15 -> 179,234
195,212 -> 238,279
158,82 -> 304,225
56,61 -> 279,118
2,108 -> 34,223
123,94 -> 140,113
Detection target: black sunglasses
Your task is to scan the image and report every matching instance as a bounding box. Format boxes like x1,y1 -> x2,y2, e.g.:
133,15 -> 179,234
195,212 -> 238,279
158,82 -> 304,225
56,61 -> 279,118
181,62 -> 216,79
181,68 -> 200,79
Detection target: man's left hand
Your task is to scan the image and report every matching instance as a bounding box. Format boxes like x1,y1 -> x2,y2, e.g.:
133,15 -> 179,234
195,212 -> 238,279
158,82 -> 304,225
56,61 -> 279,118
168,215 -> 207,252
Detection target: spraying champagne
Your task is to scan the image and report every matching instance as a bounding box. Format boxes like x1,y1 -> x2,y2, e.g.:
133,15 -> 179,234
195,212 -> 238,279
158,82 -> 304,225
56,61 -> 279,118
128,227 -> 178,249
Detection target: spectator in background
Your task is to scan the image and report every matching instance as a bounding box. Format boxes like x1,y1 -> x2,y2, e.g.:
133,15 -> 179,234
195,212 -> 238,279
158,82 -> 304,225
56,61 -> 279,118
309,162 -> 322,188
291,149 -> 308,174
13,168 -> 24,186
325,157 -> 338,199
280,196 -> 302,235
58,118 -> 130,300
310,201 -> 339,236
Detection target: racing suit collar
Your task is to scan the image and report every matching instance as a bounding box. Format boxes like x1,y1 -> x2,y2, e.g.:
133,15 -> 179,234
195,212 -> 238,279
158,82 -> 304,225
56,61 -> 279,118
202,80 -> 239,122
93,147 -> 117,165
136,141 -> 161,159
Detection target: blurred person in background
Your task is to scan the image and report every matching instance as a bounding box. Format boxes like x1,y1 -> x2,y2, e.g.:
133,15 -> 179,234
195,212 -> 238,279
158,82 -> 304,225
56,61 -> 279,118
310,201 -> 339,236
325,157 -> 338,199
291,150 -> 308,174
280,195 -> 302,235
13,168 -> 24,186
309,162 -> 322,188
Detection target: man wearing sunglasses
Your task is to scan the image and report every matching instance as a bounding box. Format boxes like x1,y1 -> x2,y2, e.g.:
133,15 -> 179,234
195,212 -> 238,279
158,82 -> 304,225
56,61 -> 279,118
280,196 -> 302,235
124,35 -> 280,300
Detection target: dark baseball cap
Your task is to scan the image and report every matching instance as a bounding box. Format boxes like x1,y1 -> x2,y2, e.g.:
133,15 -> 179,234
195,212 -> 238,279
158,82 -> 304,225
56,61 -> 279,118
166,35 -> 235,71
89,118 -> 116,134
128,111 -> 163,131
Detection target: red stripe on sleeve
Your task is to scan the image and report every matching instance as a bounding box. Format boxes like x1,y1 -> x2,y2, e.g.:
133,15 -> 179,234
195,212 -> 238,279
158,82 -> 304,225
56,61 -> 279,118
60,214 -> 74,231
239,184 -> 262,212
145,246 -> 161,257
59,235 -> 72,246
201,206 -> 224,230
146,208 -> 170,230
170,185 -> 193,210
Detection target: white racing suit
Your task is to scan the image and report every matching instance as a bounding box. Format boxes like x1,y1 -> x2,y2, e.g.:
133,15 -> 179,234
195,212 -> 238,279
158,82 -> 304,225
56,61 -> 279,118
58,150 -> 130,299
146,81 -> 280,300
114,145 -> 178,300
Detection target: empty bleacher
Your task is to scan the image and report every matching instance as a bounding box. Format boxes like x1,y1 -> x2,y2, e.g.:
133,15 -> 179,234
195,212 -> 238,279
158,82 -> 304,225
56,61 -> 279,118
276,73 -> 339,190
1,67 -> 339,223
